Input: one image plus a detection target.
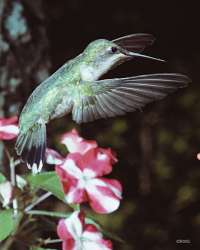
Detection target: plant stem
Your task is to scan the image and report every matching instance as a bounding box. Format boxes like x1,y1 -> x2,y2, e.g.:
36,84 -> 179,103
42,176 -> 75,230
4,145 -> 11,160
43,238 -> 62,244
1,235 -> 15,250
26,209 -> 70,218
69,203 -> 80,211
24,191 -> 52,212
10,158 -> 16,185
14,159 -> 21,167
9,157 -> 18,216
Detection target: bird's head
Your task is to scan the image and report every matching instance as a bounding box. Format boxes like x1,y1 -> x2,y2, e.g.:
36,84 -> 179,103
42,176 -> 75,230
81,35 -> 164,81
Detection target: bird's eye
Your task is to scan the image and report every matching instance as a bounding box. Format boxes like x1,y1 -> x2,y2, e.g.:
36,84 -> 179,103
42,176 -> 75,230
111,46 -> 118,53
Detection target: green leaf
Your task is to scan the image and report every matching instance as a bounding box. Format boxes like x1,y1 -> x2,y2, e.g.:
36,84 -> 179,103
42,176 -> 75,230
0,173 -> 6,184
0,209 -> 21,242
26,171 -> 65,201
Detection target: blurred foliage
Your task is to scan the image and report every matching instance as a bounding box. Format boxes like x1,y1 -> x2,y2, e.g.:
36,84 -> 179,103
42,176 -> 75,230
4,2 -> 28,40
0,0 -> 200,249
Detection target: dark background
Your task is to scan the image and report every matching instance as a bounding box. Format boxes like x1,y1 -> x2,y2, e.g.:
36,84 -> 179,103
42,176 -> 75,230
0,0 -> 200,249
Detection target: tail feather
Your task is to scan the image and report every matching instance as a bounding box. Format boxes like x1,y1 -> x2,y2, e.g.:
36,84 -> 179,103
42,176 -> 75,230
15,121 -> 46,174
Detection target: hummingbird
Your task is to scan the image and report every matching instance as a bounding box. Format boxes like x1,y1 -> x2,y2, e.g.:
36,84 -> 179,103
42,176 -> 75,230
15,33 -> 190,174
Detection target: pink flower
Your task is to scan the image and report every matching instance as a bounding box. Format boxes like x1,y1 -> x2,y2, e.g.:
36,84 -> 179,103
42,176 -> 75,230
46,148 -> 64,165
57,211 -> 112,250
0,181 -> 13,207
56,148 -> 122,214
46,129 -> 122,213
0,116 -> 19,140
61,129 -> 97,154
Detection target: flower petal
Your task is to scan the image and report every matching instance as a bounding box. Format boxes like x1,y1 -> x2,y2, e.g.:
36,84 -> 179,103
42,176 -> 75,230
62,239 -> 76,250
79,148 -> 117,177
98,178 -> 122,199
46,148 -> 64,165
65,185 -> 88,204
57,211 -> 84,241
0,116 -> 19,140
56,156 -> 89,204
0,125 -> 19,140
60,157 -> 83,179
83,224 -> 103,241
65,211 -> 84,239
82,239 -> 112,250
86,178 -> 122,214
98,148 -> 118,165
61,129 -> 97,154
0,181 -> 13,207
57,219 -> 73,241
0,116 -> 18,125
83,225 -> 112,250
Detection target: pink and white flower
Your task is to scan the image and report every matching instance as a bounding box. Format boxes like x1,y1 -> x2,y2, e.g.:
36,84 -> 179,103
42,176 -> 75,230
57,211 -> 112,250
61,129 -> 97,154
0,116 -> 19,140
46,129 -> 122,213
56,148 -> 122,214
46,148 -> 64,165
0,181 -> 13,207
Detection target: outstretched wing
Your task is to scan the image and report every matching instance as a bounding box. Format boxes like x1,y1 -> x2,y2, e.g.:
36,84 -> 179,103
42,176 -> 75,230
112,33 -> 155,52
72,73 -> 190,124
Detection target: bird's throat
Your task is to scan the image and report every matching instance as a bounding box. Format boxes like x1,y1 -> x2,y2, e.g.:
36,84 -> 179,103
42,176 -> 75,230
80,56 -> 122,81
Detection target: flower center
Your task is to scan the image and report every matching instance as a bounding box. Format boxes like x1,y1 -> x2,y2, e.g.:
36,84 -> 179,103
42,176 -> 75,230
78,168 -> 95,189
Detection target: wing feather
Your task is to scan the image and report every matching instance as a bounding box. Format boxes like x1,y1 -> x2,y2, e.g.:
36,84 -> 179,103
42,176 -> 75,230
72,73 -> 190,123
97,95 -> 117,117
102,93 -> 125,115
112,33 -> 155,52
107,92 -> 131,111
96,96 -> 112,118
91,105 -> 100,120
95,101 -> 107,118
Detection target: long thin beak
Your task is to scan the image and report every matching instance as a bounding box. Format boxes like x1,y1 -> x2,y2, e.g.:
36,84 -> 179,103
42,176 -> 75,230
122,50 -> 165,62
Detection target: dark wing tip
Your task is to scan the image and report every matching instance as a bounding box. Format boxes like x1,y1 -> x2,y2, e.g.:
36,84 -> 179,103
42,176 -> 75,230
113,33 -> 155,43
16,130 -> 46,174
134,33 -> 156,45
15,122 -> 47,174
180,75 -> 191,87
112,33 -> 156,53
23,144 -> 45,174
166,73 -> 191,88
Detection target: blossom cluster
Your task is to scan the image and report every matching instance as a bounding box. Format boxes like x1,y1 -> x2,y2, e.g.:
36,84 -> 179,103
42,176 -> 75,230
46,129 -> 123,249
46,129 -> 122,214
0,116 -> 121,250
57,211 -> 112,250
